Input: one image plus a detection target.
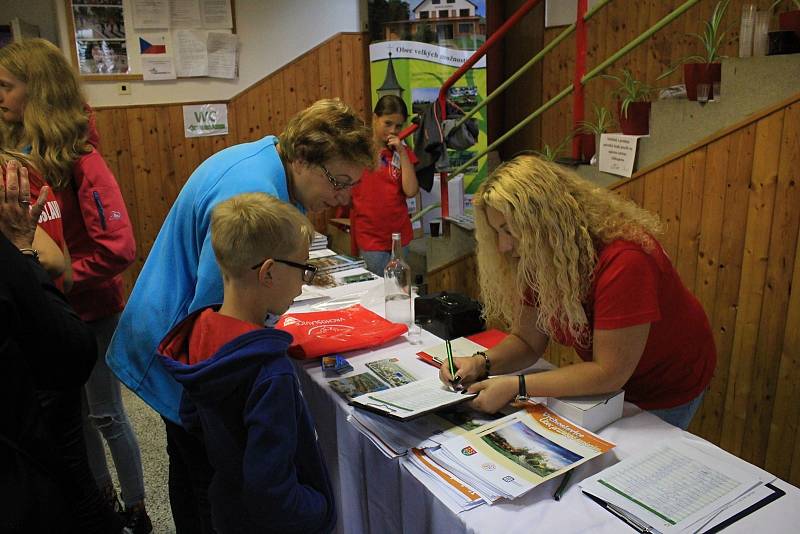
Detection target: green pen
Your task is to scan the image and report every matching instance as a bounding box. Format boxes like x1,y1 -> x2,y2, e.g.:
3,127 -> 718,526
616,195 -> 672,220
445,339 -> 458,384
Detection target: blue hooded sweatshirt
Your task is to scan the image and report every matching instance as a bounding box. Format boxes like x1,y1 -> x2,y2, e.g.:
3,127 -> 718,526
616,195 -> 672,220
106,136 -> 292,422
158,308 -> 335,534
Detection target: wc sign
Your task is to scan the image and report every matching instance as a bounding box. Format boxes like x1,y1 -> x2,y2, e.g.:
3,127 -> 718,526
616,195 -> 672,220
183,103 -> 229,138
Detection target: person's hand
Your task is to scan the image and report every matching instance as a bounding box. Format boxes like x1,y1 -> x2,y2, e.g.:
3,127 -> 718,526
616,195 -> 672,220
465,375 -> 518,414
385,134 -> 401,151
0,160 -> 49,250
439,354 -> 485,388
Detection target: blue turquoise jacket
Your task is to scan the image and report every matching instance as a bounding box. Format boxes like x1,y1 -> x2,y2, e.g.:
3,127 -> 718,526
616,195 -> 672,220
106,136 -> 291,422
158,310 -> 335,533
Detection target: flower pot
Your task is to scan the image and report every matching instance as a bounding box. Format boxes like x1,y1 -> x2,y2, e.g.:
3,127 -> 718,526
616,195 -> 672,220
617,101 -> 651,136
779,10 -> 800,35
683,63 -> 721,101
579,133 -> 596,162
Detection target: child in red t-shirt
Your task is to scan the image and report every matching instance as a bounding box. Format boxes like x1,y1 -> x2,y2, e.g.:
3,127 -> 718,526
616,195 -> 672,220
350,95 -> 419,275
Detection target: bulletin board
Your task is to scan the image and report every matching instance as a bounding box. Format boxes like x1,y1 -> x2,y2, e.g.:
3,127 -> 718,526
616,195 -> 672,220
65,0 -> 237,82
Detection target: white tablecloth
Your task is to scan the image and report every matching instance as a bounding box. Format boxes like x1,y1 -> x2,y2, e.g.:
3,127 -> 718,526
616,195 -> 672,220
291,280 -> 800,533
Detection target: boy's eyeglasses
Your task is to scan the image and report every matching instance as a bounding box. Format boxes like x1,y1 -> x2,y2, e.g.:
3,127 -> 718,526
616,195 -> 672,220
320,164 -> 355,191
251,258 -> 317,284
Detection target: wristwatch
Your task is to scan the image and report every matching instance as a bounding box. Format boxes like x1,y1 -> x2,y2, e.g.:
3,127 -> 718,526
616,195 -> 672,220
517,374 -> 528,400
19,248 -> 40,262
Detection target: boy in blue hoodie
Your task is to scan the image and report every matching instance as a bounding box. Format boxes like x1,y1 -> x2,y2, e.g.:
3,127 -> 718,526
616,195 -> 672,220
157,192 -> 334,534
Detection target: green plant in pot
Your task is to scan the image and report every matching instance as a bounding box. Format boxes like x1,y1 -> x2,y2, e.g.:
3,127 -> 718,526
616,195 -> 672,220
535,134 -> 573,163
658,0 -> 730,101
603,69 -> 653,136
578,104 -> 615,162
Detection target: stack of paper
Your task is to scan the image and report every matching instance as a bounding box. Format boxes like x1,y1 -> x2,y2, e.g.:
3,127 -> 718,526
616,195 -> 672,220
308,252 -> 366,274
310,232 -> 328,251
427,403 -> 615,501
579,439 -> 771,533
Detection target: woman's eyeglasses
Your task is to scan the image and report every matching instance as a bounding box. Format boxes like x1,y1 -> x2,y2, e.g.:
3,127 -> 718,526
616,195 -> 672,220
320,164 -> 355,191
250,258 -> 317,284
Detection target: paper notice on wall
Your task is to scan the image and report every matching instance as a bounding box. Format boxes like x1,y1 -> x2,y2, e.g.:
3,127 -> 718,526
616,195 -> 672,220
206,32 -> 237,78
142,56 -> 176,80
171,0 -> 203,28
202,0 -> 233,28
183,103 -> 229,137
132,0 -> 170,29
174,29 -> 208,77
598,134 -> 643,178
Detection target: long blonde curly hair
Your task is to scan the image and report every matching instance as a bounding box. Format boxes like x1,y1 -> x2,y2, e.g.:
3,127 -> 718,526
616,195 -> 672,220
474,155 -> 662,346
0,39 -> 92,190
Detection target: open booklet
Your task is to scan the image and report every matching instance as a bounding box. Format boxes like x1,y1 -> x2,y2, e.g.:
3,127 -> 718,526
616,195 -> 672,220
350,377 -> 476,421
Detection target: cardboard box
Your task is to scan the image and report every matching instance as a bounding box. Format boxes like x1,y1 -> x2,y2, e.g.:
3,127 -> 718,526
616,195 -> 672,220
547,390 -> 624,432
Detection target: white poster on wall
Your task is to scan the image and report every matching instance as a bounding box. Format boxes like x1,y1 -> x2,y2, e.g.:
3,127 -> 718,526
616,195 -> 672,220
183,103 -> 228,137
545,0 -> 604,28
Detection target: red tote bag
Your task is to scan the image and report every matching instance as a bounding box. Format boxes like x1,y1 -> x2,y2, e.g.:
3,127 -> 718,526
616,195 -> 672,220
276,304 -> 408,360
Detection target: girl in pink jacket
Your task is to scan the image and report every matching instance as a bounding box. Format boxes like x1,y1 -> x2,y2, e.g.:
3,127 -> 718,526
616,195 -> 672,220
0,39 -> 150,533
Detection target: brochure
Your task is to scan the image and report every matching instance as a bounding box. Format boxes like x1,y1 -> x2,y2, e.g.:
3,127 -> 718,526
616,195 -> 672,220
350,377 -> 476,421
436,403 -> 616,500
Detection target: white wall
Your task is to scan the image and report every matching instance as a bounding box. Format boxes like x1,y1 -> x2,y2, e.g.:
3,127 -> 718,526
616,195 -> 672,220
1,0 -> 59,44
53,0 -> 366,108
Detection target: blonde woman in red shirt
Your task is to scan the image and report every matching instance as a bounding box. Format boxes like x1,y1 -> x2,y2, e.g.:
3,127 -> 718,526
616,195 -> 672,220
440,155 -> 716,430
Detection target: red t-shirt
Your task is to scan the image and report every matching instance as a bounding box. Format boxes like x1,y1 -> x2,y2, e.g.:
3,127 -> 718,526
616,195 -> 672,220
30,170 -> 66,291
188,308 -> 261,365
547,239 -> 716,410
351,145 -> 418,252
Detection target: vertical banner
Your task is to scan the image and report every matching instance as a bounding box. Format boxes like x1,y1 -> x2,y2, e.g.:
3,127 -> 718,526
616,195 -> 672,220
368,40 -> 488,197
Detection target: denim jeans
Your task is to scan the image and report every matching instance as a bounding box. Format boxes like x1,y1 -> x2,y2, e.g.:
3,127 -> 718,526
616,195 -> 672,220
361,247 -> 409,276
649,390 -> 706,430
82,313 -> 146,507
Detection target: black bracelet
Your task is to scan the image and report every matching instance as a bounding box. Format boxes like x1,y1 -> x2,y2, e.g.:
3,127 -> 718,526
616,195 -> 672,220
518,374 -> 527,399
474,351 -> 490,378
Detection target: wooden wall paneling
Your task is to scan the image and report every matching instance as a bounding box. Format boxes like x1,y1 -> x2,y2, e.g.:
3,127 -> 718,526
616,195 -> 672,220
764,224 -> 800,481
234,90 -> 252,142
695,125 -> 755,441
641,166 -> 663,215
270,71 -> 287,132
426,254 -> 480,302
658,158 -> 684,260
692,137 -> 730,315
282,63 -> 299,122
254,80 -> 273,137
125,107 -> 163,259
341,34 -> 367,117
720,109 -> 785,458
328,36 -> 344,101
301,53 -> 321,109
674,148 -> 707,292
626,170 -> 646,207
741,104 -> 800,465
154,106 -> 179,206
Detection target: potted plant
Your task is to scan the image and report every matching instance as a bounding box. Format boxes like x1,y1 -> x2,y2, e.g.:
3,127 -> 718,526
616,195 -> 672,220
603,69 -> 653,135
658,0 -> 730,101
535,134 -> 573,162
578,104 -> 615,162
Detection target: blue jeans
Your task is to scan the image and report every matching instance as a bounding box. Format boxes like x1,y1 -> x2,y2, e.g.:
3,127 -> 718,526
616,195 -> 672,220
649,390 -> 706,430
361,247 -> 409,276
82,313 -> 146,507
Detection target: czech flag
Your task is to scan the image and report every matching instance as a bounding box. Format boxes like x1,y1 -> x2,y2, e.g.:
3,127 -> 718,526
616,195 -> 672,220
139,37 -> 166,55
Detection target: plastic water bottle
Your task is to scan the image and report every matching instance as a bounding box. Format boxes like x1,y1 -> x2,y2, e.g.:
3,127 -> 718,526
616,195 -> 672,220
384,232 -> 412,325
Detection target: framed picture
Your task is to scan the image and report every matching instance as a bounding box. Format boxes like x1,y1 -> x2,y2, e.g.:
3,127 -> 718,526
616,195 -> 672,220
65,0 -> 140,80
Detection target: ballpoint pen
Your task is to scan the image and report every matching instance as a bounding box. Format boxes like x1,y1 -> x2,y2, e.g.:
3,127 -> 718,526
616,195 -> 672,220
553,470 -> 573,501
445,339 -> 458,387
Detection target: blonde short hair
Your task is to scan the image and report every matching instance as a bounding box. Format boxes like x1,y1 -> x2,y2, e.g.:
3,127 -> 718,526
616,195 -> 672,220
210,193 -> 313,278
280,98 -> 375,169
475,155 -> 662,345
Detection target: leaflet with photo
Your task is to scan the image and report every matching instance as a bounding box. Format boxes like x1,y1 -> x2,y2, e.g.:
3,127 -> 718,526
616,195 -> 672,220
438,403 -> 615,500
